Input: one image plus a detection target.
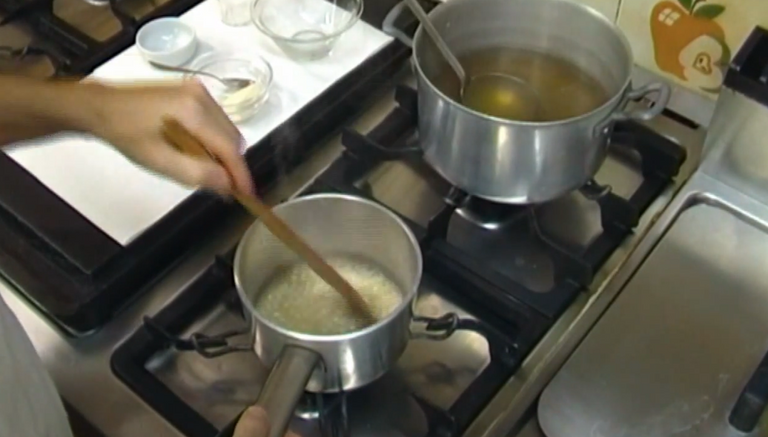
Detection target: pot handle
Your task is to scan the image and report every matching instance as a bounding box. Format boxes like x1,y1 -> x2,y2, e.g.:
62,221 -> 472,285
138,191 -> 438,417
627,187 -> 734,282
409,312 -> 463,340
255,346 -> 321,437
382,1 -> 414,48
594,82 -> 672,136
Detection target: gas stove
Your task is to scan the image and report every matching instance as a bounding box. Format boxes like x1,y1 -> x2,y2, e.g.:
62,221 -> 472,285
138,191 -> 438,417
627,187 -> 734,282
109,85 -> 687,437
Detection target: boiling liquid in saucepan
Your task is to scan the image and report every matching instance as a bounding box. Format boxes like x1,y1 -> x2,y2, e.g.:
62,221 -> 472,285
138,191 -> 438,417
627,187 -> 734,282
253,257 -> 404,336
431,47 -> 611,122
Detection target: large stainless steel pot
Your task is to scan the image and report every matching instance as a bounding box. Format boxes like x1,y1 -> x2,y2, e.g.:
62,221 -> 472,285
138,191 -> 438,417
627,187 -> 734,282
232,193 -> 461,437
383,0 -> 672,204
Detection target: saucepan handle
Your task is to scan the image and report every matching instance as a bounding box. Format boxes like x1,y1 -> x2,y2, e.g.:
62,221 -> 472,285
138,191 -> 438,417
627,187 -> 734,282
255,346 -> 321,437
213,346 -> 320,437
593,82 -> 672,137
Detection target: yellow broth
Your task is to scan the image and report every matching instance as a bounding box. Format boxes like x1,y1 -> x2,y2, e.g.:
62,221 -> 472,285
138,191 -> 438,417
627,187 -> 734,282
431,47 -> 610,122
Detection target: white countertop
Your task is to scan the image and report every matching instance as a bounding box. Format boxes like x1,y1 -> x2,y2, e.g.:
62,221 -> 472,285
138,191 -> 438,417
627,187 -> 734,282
6,0 -> 392,245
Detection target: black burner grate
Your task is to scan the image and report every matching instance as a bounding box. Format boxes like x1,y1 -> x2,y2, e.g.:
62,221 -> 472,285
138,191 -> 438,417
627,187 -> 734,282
112,236 -> 545,437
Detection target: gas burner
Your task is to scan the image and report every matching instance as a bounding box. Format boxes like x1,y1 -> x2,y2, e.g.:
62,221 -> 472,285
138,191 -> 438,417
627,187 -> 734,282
294,392 -> 346,420
81,0 -> 111,6
455,196 -> 530,231
296,392 -> 351,437
579,179 -> 612,201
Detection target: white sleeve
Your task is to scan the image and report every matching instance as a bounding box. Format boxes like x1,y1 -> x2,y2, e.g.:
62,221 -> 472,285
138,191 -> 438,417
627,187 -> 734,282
0,295 -> 73,437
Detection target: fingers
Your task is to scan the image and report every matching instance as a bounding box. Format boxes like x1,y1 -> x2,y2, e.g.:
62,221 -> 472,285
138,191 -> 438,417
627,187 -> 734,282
233,405 -> 301,437
233,406 -> 270,437
181,81 -> 255,196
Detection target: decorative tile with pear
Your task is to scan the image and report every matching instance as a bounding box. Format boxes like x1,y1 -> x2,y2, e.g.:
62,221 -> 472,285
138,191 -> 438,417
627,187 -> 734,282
617,0 -> 768,99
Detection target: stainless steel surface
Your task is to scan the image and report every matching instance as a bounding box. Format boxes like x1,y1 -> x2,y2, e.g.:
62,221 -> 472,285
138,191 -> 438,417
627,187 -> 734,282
402,0 -> 466,86
256,346 -> 319,437
236,194 -> 422,393
465,112 -> 705,437
148,60 -> 254,90
384,0 -> 670,204
535,80 -> 768,437
0,68 -> 705,437
539,186 -> 768,437
700,88 -> 768,206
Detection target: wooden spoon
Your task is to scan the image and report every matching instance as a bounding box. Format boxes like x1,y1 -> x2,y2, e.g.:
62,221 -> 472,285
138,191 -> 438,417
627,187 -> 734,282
161,117 -> 377,326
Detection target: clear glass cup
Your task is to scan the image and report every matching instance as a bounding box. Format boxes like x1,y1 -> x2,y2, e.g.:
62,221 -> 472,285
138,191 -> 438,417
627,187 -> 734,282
217,0 -> 252,26
251,0 -> 362,60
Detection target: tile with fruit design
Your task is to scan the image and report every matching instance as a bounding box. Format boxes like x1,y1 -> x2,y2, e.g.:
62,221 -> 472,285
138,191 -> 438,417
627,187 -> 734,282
617,0 -> 768,98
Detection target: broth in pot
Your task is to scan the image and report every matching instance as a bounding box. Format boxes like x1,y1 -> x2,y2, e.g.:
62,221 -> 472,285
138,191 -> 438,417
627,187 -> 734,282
432,47 -> 610,122
253,256 -> 404,336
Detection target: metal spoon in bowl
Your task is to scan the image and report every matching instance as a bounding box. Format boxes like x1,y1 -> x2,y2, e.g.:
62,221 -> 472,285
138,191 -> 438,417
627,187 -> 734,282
402,0 -> 542,120
148,61 -> 254,91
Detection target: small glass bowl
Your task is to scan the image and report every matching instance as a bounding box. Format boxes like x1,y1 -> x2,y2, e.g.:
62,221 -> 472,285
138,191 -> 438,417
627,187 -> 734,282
187,51 -> 273,123
251,0 -> 363,61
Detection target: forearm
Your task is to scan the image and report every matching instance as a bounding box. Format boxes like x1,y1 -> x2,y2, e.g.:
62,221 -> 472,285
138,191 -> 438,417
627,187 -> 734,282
0,75 -> 102,147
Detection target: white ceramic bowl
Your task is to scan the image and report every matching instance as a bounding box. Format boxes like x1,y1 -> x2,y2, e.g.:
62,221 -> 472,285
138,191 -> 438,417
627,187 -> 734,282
136,18 -> 198,67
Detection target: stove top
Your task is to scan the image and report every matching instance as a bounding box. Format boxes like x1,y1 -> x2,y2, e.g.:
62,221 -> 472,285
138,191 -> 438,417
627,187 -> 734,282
114,237 -> 541,437
111,85 -> 687,437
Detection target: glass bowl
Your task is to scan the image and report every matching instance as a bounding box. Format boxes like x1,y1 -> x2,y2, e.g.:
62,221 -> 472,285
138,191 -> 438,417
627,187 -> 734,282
251,0 -> 363,61
188,51 -> 273,123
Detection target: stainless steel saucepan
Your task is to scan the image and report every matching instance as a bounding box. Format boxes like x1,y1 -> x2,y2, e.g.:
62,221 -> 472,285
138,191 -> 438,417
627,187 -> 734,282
230,193 -> 467,437
383,0 -> 672,204
141,193 -> 515,437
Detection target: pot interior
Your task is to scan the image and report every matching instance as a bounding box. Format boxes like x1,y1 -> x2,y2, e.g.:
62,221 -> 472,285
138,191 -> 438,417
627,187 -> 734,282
253,255 -> 405,336
233,194 -> 423,337
414,0 -> 634,121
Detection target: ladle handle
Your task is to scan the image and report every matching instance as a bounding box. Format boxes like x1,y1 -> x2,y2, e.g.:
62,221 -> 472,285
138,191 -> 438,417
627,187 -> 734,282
402,0 -> 466,84
257,347 -> 320,437
161,118 -> 377,326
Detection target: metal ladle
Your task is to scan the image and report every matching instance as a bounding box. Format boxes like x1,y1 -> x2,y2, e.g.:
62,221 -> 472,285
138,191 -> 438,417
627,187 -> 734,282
403,0 -> 542,120
148,61 -> 254,91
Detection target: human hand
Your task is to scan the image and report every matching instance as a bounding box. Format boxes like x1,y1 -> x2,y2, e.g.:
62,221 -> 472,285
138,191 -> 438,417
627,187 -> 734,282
85,79 -> 253,197
233,406 -> 301,437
